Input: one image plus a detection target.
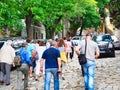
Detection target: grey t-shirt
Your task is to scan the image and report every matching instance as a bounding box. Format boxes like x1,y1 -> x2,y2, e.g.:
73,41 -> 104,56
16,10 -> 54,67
79,39 -> 99,60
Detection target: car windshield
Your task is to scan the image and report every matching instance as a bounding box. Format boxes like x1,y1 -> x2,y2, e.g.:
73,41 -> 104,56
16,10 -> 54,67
72,37 -> 80,40
96,35 -> 112,42
96,35 -> 103,41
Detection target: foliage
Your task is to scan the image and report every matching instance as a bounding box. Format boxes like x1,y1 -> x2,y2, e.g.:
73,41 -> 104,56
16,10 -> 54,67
12,0 -> 75,38
70,0 -> 101,35
108,0 -> 120,28
96,0 -> 110,17
0,1 -> 24,36
82,4 -> 101,29
0,0 -> 111,38
32,0 -> 75,38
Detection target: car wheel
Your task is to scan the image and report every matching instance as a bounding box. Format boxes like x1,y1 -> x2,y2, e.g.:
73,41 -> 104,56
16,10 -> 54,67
110,50 -> 115,57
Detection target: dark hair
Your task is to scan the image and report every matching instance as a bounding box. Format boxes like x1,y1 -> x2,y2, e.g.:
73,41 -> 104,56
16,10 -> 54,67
22,43 -> 28,47
86,33 -> 93,37
63,37 -> 66,40
26,38 -> 31,43
39,41 -> 44,46
67,37 -> 71,41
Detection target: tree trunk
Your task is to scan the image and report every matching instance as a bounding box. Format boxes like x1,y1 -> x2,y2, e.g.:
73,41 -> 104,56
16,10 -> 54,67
71,29 -> 77,36
79,24 -> 84,36
25,11 -> 33,39
4,25 -> 10,37
50,27 -> 55,39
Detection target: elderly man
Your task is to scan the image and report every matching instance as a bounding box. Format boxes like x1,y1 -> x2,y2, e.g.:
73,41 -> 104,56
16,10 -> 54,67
0,40 -> 15,85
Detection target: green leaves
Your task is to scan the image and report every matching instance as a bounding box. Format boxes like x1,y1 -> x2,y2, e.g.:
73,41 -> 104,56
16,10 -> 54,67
108,0 -> 120,28
0,0 -> 111,38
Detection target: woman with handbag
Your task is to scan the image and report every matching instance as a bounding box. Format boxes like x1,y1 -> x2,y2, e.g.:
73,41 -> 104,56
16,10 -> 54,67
55,38 -> 67,80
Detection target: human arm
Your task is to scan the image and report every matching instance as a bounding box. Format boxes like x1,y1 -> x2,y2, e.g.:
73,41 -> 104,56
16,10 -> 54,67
95,45 -> 100,59
57,57 -> 62,72
11,48 -> 16,66
75,46 -> 80,56
57,50 -> 62,72
40,59 -> 44,73
95,51 -> 100,59
40,51 -> 46,73
40,59 -> 44,68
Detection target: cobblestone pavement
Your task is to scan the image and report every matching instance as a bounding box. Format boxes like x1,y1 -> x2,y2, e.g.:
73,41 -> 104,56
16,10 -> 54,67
0,51 -> 120,90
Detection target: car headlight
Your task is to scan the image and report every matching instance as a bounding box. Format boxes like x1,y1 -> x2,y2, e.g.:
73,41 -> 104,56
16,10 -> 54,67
108,43 -> 113,48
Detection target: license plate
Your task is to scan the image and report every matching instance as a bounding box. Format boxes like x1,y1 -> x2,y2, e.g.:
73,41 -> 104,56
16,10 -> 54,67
100,51 -> 105,53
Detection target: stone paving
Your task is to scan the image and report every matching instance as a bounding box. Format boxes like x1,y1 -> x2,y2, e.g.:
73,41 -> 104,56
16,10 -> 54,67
0,51 -> 120,90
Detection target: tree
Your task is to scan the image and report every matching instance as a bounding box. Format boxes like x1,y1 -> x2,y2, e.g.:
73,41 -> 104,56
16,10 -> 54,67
0,0 -> 22,37
108,0 -> 120,28
96,0 -> 110,17
0,0 -> 110,38
70,0 -> 101,35
13,0 -> 75,39
32,0 -> 75,38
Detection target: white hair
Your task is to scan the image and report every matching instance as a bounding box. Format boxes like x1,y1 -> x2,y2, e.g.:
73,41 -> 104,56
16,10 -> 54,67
6,40 -> 13,45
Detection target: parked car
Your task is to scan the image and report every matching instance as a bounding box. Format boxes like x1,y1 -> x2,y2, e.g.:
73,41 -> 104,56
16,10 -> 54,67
71,35 -> 84,46
0,41 -> 5,49
96,34 -> 115,57
0,37 -> 26,49
111,35 -> 120,49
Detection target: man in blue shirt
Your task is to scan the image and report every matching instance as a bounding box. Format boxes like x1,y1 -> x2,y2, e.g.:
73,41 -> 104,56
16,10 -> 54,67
26,39 -> 35,77
40,41 -> 62,90
18,43 -> 32,90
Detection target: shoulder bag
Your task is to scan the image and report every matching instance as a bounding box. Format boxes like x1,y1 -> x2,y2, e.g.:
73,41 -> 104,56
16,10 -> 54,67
78,40 -> 87,65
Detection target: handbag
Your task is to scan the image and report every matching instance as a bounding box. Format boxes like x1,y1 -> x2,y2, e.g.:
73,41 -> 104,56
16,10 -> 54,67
60,52 -> 67,63
78,40 -> 87,65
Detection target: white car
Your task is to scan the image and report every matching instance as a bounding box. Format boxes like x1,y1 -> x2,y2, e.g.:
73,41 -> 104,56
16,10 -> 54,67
71,36 -> 83,46
111,35 -> 120,49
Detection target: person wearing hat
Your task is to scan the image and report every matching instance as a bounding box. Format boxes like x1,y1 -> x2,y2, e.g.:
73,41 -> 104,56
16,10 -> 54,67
76,33 -> 100,90
40,41 -> 62,90
18,42 -> 32,90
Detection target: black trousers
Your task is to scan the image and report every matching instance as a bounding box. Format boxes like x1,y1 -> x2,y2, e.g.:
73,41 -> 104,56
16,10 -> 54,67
70,47 -> 74,59
81,65 -> 84,76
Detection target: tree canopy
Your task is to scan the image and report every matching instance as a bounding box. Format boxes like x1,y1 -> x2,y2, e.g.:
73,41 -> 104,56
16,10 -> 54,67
0,0 -> 113,38
108,0 -> 120,28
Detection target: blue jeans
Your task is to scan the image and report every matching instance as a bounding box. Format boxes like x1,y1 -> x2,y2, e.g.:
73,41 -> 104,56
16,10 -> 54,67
82,60 -> 95,90
44,68 -> 59,90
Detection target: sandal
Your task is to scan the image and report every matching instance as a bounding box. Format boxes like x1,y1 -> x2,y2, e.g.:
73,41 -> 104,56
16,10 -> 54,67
35,79 -> 39,81
29,75 -> 33,78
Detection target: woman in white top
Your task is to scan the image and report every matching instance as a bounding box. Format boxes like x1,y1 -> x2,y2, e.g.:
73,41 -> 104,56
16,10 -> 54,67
35,41 -> 46,81
65,37 -> 72,59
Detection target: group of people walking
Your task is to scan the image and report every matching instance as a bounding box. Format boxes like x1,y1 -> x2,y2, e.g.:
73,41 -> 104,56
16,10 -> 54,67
0,33 -> 100,90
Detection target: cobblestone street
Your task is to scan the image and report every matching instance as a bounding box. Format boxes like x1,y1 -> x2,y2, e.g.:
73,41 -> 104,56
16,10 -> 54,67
0,51 -> 120,90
